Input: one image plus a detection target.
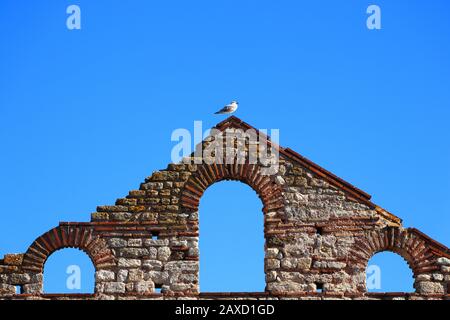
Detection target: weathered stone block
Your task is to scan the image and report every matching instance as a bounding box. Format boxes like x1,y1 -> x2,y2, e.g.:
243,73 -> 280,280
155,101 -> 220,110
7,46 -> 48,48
4,254 -> 23,266
157,247 -> 171,262
266,281 -> 303,293
140,212 -> 158,220
165,261 -> 198,273
127,239 -> 143,247
281,258 -> 297,269
265,259 -> 280,270
10,273 -> 30,285
266,248 -> 279,259
0,284 -> 15,295
96,270 -> 115,282
110,212 -> 132,220
437,257 -> 450,266
135,281 -> 154,293
170,283 -> 196,291
116,198 -> 137,206
441,266 -> 450,273
298,258 -> 313,270
416,274 -> 431,281
118,258 -> 141,268
22,283 -> 41,294
415,281 -> 445,295
91,212 -> 109,221
145,271 -> 169,284
104,282 -> 126,294
125,282 -> 134,292
143,260 -> 163,271
178,273 -> 198,283
432,273 -> 444,281
97,205 -> 128,212
144,239 -> 170,247
120,248 -> 149,258
118,269 -> 128,282
128,269 -> 144,282
128,190 -> 146,198
291,166 -> 304,176
313,260 -> 346,269
266,271 -> 278,282
108,238 -> 127,248
30,274 -> 43,283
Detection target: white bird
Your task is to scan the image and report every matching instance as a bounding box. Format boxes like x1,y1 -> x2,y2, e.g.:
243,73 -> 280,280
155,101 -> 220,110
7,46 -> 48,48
214,100 -> 239,114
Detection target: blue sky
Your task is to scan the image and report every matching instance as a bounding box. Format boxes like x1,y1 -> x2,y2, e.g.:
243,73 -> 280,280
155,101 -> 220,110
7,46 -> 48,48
0,0 -> 449,293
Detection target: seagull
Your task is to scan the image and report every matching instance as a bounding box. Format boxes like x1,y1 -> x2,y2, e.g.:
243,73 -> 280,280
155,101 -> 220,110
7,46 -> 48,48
214,100 -> 239,114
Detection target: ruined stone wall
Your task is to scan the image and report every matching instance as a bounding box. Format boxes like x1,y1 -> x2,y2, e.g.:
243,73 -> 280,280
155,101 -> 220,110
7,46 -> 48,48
1,117 -> 449,300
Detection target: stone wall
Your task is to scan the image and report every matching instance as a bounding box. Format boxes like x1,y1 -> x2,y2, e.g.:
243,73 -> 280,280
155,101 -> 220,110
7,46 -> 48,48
1,116 -> 449,300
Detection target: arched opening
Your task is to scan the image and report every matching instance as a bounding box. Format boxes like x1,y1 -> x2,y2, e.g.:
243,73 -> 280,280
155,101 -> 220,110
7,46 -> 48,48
43,248 -> 95,294
366,251 -> 414,293
199,180 -> 265,292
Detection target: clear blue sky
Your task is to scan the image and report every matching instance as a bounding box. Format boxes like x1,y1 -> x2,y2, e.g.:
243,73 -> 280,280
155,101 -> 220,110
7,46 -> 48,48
1,0 -> 449,293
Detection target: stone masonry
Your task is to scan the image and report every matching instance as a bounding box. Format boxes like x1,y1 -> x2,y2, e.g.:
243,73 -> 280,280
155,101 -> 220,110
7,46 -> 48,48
1,116 -> 449,300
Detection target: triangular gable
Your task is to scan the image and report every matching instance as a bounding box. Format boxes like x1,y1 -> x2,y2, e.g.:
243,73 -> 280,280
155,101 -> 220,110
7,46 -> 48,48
213,116 -> 402,226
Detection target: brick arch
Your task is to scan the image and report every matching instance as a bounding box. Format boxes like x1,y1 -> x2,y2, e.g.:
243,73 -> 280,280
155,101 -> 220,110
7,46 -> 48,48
180,163 -> 284,214
22,225 -> 116,273
349,227 -> 441,286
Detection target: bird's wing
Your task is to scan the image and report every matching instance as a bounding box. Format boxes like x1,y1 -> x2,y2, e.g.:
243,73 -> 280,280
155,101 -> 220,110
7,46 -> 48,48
216,105 -> 233,113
